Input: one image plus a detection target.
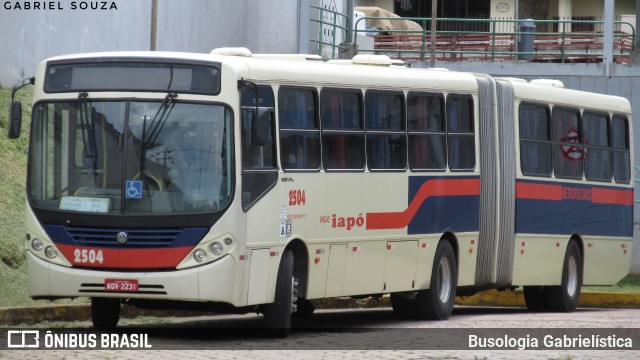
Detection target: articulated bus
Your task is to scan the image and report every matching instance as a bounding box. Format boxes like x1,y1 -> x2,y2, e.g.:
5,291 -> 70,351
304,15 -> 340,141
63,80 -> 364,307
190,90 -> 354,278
7,48 -> 633,336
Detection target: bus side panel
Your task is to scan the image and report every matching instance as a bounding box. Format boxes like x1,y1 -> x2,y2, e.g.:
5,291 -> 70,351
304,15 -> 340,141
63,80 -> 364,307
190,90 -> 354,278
384,240 -> 418,292
582,237 -> 632,285
414,236 -> 439,289
245,185 -> 280,304
343,241 -> 386,295
325,244 -> 347,297
247,249 -> 270,305
456,233 -> 480,287
305,244 -> 330,299
511,235 -> 567,285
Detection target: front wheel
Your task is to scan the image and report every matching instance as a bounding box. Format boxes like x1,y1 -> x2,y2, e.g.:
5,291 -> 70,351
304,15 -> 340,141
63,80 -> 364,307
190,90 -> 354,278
91,297 -> 120,329
415,241 -> 457,320
545,240 -> 582,312
263,249 -> 295,337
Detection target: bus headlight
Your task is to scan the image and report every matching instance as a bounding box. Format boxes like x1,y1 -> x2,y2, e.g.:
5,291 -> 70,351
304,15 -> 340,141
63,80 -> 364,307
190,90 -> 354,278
32,238 -> 44,251
210,242 -> 223,256
44,246 -> 58,259
194,249 -> 207,262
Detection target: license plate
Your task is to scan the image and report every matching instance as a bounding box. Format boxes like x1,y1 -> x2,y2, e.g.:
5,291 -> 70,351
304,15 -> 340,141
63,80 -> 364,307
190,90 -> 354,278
104,279 -> 139,293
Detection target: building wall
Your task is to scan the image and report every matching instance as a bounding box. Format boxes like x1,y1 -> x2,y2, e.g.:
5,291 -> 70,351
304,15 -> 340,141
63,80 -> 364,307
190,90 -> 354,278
490,0 -> 516,19
0,0 -> 302,86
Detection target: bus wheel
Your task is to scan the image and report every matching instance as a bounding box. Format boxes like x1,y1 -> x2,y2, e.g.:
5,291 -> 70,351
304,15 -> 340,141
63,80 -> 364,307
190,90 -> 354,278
91,297 -> 120,329
545,240 -> 582,312
416,241 -> 457,320
390,293 -> 418,320
263,249 -> 294,337
523,286 -> 547,312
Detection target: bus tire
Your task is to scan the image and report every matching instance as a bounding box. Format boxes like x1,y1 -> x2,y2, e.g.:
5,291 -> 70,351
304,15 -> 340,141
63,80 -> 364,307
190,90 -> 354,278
91,297 -> 120,329
523,286 -> 547,312
263,249 -> 294,337
544,240 -> 582,312
416,241 -> 457,320
390,293 -> 418,320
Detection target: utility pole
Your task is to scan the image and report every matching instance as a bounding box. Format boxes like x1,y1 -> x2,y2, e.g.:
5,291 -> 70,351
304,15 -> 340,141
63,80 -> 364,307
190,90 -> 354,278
150,0 -> 158,51
430,0 -> 438,67
603,0 -> 615,77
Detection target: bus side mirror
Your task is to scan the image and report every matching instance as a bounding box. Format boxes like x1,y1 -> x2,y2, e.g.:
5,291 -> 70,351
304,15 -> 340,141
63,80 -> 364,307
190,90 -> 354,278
8,101 -> 22,139
252,108 -> 272,147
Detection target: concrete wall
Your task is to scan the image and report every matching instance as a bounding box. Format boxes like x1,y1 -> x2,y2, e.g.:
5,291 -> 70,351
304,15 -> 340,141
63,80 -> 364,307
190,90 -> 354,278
0,0 -> 302,86
413,60 -> 640,274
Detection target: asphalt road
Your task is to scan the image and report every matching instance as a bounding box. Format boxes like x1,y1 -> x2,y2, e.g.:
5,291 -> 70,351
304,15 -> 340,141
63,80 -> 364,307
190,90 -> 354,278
3,306 -> 640,359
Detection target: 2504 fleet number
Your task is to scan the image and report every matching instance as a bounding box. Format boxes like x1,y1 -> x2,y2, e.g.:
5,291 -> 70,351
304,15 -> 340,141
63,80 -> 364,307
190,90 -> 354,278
73,249 -> 104,264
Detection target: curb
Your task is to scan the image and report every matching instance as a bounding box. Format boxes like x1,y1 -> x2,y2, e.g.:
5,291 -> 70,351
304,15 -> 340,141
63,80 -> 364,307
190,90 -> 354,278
1,291 -> 638,325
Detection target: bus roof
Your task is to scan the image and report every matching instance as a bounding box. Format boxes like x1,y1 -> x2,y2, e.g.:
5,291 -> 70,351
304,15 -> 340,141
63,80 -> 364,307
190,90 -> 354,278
498,77 -> 631,114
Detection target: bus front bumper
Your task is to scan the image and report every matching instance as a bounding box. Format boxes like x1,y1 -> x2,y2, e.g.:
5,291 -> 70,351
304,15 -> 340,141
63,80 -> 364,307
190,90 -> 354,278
26,251 -> 239,304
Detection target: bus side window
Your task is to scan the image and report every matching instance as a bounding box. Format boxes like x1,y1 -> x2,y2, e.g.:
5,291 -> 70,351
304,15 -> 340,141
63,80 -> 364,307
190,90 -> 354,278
552,107 -> 582,179
446,94 -> 475,171
612,115 -> 631,183
278,87 -> 321,171
241,86 -> 278,211
519,103 -> 552,176
407,92 -> 446,171
320,89 -> 365,171
583,112 -> 612,182
365,91 -> 406,171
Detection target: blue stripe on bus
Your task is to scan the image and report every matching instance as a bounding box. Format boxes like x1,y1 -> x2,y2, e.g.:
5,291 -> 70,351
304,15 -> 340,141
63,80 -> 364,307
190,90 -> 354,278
406,176 -> 480,235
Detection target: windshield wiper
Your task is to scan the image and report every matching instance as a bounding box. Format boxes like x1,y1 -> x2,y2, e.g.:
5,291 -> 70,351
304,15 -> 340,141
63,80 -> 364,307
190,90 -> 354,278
78,92 -> 98,176
142,92 -> 177,149
139,92 -> 177,181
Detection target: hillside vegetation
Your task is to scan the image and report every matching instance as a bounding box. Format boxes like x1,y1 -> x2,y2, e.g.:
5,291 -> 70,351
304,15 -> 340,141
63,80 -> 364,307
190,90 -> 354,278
0,86 -> 35,306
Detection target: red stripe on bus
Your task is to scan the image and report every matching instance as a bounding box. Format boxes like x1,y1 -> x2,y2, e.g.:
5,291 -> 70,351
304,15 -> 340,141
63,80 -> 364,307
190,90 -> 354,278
516,182 -> 633,205
57,244 -> 191,269
366,178 -> 480,230
592,188 -> 634,206
515,182 -> 562,201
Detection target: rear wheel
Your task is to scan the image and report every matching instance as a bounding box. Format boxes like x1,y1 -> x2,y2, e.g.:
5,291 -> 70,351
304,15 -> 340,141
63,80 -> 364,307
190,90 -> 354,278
91,297 -> 120,329
390,293 -> 418,320
416,241 -> 457,320
545,240 -> 582,312
263,249 -> 295,337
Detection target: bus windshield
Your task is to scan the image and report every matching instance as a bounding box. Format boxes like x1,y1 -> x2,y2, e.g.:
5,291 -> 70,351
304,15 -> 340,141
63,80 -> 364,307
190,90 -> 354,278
29,100 -> 233,215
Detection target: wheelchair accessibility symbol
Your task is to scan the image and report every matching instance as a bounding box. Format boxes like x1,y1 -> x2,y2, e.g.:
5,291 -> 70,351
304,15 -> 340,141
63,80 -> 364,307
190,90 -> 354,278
125,180 -> 143,199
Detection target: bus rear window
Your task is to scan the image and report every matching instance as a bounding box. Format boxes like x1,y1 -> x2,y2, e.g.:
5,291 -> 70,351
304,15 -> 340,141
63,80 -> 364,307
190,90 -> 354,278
44,60 -> 221,95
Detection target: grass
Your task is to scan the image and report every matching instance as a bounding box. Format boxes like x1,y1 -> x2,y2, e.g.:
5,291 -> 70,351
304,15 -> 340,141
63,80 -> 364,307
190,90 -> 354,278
0,85 -> 37,307
583,274 -> 640,293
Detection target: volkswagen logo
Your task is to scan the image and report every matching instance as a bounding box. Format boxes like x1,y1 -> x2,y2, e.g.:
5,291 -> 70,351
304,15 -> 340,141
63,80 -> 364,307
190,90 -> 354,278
116,232 -> 128,244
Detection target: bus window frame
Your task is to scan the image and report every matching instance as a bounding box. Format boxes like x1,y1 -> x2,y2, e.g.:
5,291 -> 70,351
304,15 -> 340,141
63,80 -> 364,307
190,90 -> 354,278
319,87 -> 366,172
277,86 -> 322,173
364,89 -> 407,172
445,93 -> 476,172
406,91 -> 447,172
551,106 -> 584,180
582,110 -> 613,183
612,114 -> 632,184
518,101 -> 553,178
